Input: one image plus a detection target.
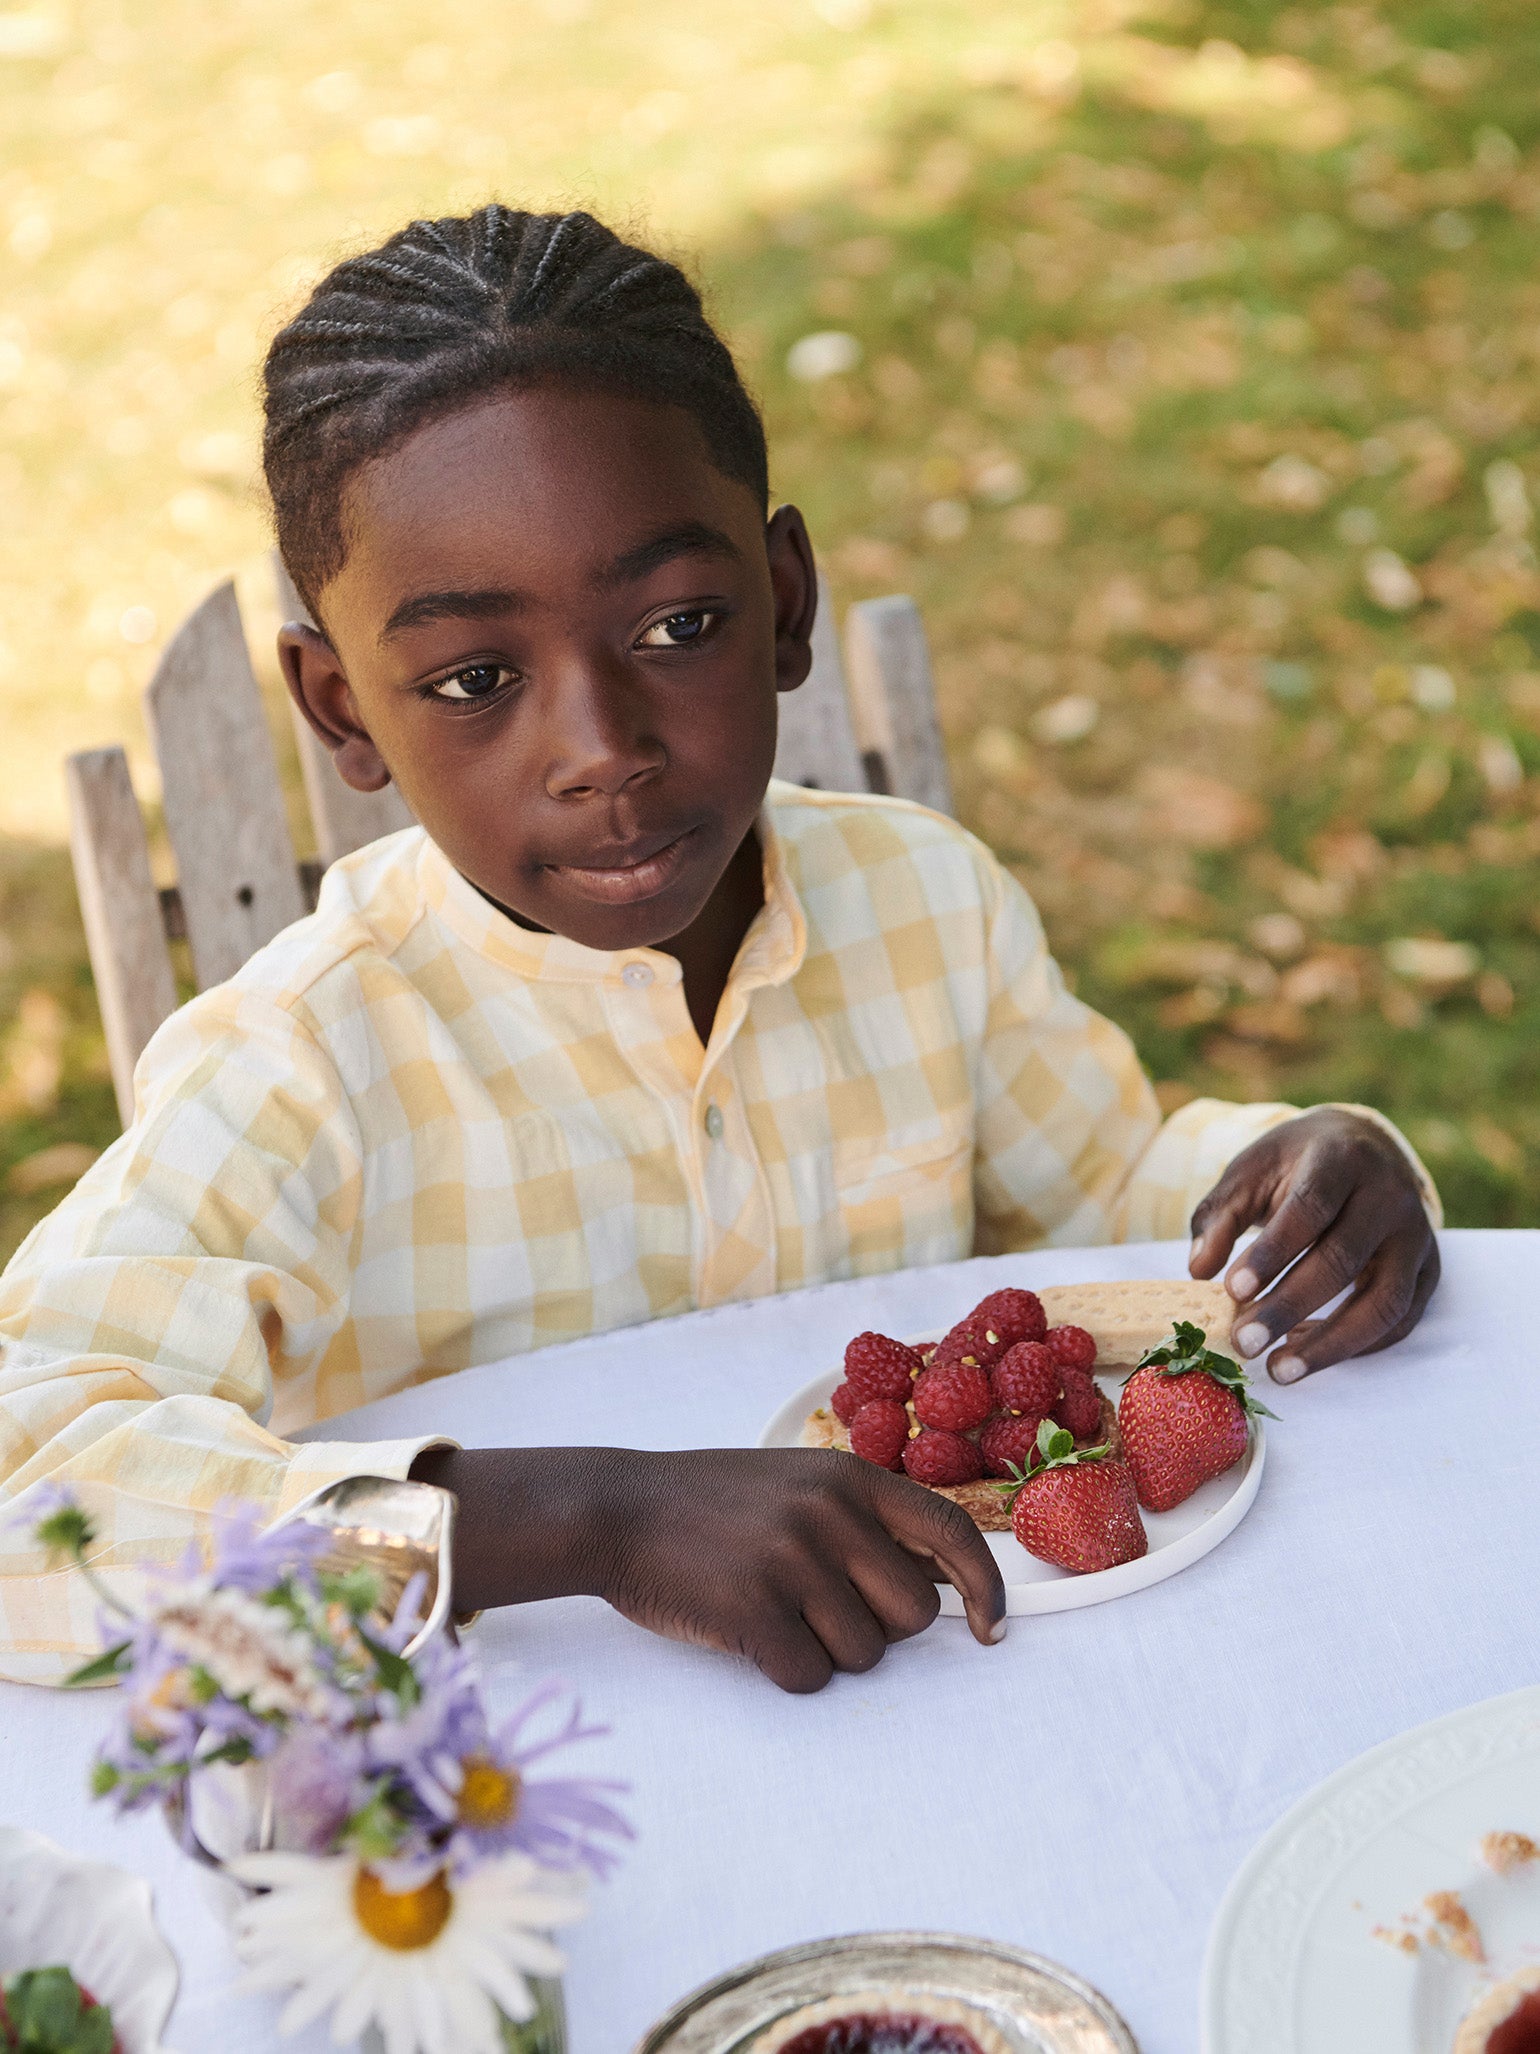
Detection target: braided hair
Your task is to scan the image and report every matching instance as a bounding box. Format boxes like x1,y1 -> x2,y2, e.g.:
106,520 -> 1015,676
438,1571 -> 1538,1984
263,205 -> 769,615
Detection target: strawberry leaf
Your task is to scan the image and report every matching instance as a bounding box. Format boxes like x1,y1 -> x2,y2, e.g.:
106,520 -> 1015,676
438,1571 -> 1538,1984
1131,1322 -> 1279,1420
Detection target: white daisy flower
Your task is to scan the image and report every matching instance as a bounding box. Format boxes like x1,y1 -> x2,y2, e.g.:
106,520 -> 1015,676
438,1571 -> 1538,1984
151,1585 -> 335,1722
229,1849 -> 586,2054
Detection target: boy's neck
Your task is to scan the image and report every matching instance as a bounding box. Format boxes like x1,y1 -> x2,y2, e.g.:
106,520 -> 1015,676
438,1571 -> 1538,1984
482,823 -> 766,1045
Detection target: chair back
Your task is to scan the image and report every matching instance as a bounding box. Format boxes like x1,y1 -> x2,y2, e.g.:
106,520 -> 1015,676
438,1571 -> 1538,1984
67,559 -> 950,1124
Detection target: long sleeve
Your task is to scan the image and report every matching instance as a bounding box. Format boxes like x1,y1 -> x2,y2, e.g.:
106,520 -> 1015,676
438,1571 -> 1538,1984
0,986 -> 447,1685
969,853 -> 1439,1251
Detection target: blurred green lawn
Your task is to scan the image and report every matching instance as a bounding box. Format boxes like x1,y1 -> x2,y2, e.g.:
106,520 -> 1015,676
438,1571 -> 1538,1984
3,0 -> 1539,1257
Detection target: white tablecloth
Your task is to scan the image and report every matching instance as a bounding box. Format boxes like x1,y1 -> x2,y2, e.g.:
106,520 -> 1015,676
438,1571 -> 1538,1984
1,1229 -> 1534,2053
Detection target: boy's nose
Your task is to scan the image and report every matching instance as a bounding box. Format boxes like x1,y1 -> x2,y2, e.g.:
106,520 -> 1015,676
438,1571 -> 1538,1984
543,659 -> 667,800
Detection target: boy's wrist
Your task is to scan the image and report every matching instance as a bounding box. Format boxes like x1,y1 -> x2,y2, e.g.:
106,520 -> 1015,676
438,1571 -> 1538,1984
408,1443 -> 632,1615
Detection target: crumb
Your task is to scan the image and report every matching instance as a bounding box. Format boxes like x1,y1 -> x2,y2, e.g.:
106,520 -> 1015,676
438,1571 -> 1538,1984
1372,1924 -> 1419,1954
1425,1890 -> 1486,1963
1481,1831 -> 1540,1874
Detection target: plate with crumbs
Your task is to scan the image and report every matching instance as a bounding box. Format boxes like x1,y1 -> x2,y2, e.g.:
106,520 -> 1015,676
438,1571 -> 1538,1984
631,1930 -> 1139,2053
1202,1684 -> 1540,2053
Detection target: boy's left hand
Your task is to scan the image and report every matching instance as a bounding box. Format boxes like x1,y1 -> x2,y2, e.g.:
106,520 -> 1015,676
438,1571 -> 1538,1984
1188,1107 -> 1438,1384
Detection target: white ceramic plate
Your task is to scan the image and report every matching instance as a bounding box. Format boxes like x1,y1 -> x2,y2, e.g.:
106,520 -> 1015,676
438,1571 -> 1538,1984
759,1344 -> 1264,1617
0,1826 -> 179,2053
1202,1684 -> 1540,2054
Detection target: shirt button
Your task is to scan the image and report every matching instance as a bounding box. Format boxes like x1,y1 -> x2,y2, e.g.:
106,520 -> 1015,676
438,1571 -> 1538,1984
622,961 -> 654,989
704,1103 -> 724,1141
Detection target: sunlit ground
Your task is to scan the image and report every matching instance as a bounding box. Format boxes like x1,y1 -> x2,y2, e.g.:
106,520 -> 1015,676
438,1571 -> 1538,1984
3,0 -> 1540,1256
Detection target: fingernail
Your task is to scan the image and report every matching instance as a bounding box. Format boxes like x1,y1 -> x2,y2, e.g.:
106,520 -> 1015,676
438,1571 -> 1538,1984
1229,1266 -> 1258,1302
1270,1354 -> 1308,1384
989,1616 -> 1008,1644
1189,1237 -> 1206,1267
1235,1322 -> 1269,1358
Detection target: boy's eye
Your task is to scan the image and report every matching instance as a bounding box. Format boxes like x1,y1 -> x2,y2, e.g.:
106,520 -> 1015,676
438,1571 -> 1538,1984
637,609 -> 717,648
430,663 -> 514,702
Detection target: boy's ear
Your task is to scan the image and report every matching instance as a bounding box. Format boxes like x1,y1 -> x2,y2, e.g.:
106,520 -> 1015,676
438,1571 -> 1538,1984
765,504 -> 817,696
278,624 -> 394,794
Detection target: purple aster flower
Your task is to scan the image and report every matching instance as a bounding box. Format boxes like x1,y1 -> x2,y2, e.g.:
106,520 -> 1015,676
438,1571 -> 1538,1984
441,1681 -> 633,1880
268,1726 -> 369,1853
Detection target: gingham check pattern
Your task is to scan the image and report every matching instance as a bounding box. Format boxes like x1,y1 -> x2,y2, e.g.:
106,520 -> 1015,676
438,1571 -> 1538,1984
0,786 -> 1437,1679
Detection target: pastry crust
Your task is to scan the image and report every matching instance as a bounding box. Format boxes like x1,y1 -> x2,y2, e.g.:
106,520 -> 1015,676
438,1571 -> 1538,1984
1454,1964 -> 1540,2052
749,1989 -> 1012,2054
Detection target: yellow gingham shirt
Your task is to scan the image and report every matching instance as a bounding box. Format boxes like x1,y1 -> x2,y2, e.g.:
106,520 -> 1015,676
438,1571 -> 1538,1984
0,787 -> 1437,1680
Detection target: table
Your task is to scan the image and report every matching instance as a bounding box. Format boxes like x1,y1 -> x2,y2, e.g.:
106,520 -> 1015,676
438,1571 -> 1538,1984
1,1229 -> 1534,2054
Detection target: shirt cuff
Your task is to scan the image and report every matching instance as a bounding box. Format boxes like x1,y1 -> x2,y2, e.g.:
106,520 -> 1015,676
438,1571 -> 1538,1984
272,1435 -> 462,1518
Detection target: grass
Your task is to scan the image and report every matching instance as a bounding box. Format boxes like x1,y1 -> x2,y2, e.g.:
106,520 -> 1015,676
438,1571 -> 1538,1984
3,0 -> 1540,1255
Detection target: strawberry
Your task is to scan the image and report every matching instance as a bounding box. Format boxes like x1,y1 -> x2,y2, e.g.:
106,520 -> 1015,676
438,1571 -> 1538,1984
848,1398 -> 909,1470
1118,1320 -> 1274,1513
830,1380 -> 863,1427
968,1287 -> 1047,1345
1052,1364 -> 1103,1441
929,1315 -> 1009,1375
992,1340 -> 1061,1418
1045,1324 -> 1097,1375
979,1412 -> 1044,1477
911,1359 -> 992,1432
997,1423 -> 1147,1573
903,1427 -> 985,1487
844,1332 -> 924,1403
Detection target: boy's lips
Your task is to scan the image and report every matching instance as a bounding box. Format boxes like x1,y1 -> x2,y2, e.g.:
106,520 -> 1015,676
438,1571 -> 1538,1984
545,825 -> 700,905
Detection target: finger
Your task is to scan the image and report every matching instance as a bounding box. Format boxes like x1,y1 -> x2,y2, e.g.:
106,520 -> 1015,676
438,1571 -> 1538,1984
1230,1186 -> 1389,1361
1267,1236 -> 1440,1383
799,1572 -> 892,1676
747,1604 -> 838,1695
875,1481 -> 1007,1647
1222,1156 -> 1357,1311
1188,1158 -> 1273,1280
842,1527 -> 943,1644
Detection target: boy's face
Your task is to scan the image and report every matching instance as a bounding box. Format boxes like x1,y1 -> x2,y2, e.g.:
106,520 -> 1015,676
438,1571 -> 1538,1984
282,385 -> 815,953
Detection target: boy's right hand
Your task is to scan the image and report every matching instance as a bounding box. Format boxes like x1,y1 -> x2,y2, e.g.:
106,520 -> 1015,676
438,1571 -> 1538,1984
411,1444 -> 1007,1694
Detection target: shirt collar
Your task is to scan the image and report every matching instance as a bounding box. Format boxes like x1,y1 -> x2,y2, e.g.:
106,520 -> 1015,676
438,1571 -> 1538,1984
416,802 -> 807,992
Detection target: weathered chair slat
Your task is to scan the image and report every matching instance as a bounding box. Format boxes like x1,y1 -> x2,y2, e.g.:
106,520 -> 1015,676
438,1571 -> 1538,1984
772,573 -> 868,796
271,555 -> 416,866
143,580 -> 307,990
843,594 -> 955,817
64,747 -> 179,1124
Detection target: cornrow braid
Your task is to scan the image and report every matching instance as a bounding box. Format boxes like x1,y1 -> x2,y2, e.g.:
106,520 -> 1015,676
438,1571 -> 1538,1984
262,205 -> 769,615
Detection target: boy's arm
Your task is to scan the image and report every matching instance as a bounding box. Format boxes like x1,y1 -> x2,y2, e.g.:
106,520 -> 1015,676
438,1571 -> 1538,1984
969,854 -> 1439,1369
409,1444 -> 1006,1693
0,992 -> 447,1684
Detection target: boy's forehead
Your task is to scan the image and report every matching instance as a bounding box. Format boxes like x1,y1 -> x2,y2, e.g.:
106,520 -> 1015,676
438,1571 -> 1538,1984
331,385 -> 765,623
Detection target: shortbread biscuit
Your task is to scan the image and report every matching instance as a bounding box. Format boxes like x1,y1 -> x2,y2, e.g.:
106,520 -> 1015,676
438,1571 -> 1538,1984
1037,1277 -> 1234,1365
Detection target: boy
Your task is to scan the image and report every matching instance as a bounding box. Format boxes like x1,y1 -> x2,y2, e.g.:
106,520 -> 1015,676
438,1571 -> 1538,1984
0,208 -> 1439,1691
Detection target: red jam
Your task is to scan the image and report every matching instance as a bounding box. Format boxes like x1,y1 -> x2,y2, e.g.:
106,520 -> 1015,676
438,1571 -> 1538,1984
777,2016 -> 984,2054
1489,1989 -> 1540,2054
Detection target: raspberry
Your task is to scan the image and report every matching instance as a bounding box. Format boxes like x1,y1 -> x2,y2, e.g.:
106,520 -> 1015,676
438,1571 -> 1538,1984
903,1428 -> 985,1487
911,1359 -> 992,1432
979,1413 -> 1044,1478
1053,1364 -> 1103,1440
848,1398 -> 909,1470
992,1340 -> 1061,1418
969,1287 -> 1047,1345
930,1315 -> 1008,1375
830,1380 -> 862,1427
844,1332 -> 924,1403
1045,1324 -> 1097,1374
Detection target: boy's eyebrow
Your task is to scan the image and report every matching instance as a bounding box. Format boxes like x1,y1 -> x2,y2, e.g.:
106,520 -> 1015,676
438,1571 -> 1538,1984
380,587 -> 527,641
378,523 -> 742,640
596,521 -> 742,589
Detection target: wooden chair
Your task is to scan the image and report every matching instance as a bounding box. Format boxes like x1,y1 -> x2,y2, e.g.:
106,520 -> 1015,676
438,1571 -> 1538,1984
67,560 -> 952,1126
